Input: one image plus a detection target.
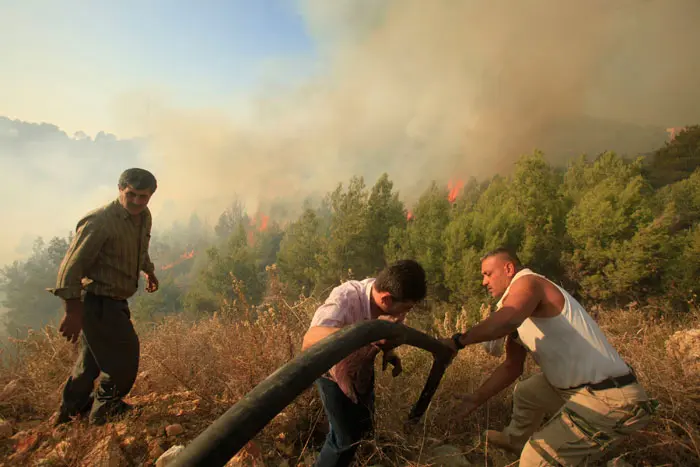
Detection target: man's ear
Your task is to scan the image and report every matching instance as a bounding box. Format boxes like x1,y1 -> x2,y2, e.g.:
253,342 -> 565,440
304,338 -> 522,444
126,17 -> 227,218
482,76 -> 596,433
379,292 -> 393,309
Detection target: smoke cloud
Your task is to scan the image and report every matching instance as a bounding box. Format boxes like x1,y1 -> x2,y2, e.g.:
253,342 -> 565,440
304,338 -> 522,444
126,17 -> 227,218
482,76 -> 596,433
0,117 -> 142,266
3,0 -> 700,266
130,0 -> 700,226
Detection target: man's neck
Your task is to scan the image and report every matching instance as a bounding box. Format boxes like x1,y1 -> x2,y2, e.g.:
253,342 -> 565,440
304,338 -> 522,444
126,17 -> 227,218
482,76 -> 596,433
369,288 -> 382,319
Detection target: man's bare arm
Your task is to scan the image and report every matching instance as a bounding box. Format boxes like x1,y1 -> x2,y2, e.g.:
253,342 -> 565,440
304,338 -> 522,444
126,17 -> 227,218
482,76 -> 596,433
459,276 -> 542,347
302,326 -> 342,351
470,335 -> 527,407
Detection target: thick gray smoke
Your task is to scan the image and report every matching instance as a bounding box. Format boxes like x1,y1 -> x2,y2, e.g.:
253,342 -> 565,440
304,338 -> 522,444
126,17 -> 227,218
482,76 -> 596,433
3,0 -> 700,266
0,117 -> 143,266
131,0 -> 700,226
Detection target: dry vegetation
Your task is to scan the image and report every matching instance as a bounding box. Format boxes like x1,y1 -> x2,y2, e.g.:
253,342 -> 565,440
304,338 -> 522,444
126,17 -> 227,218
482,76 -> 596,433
0,276 -> 699,466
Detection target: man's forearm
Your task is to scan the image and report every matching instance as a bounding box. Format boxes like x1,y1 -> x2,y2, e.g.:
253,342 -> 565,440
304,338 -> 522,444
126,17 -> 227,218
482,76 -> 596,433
48,218 -> 105,299
142,251 -> 156,274
302,326 -> 341,350
50,258 -> 87,300
471,362 -> 522,406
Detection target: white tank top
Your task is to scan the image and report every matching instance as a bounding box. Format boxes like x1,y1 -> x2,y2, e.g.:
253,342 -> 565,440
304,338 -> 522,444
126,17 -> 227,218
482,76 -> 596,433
500,269 -> 630,389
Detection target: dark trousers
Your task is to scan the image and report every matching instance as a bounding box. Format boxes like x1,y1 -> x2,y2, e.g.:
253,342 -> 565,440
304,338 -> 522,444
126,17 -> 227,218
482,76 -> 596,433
60,292 -> 140,423
315,377 -> 375,467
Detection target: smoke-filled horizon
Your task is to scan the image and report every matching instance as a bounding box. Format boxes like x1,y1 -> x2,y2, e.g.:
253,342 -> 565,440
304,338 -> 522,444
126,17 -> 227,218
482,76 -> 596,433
2,0 -> 699,267
127,0 -> 699,224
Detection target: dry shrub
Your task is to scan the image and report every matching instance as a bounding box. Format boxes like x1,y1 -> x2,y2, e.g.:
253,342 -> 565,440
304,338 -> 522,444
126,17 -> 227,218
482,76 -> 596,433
0,287 -> 699,466
0,327 -> 75,418
594,306 -> 700,465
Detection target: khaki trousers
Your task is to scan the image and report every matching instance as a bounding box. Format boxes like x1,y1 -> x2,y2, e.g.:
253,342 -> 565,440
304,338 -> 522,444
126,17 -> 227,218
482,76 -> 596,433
503,373 -> 654,466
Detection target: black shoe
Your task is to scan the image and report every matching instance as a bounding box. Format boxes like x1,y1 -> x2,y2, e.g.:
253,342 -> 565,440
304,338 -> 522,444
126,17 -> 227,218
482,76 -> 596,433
89,400 -> 134,426
52,397 -> 94,427
52,408 -> 72,427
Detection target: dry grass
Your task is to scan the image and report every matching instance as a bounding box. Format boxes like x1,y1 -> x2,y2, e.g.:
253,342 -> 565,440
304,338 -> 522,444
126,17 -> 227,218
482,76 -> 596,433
0,278 -> 698,466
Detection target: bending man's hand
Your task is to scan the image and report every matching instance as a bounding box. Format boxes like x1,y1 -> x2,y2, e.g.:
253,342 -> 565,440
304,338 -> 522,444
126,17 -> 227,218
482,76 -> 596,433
382,349 -> 403,377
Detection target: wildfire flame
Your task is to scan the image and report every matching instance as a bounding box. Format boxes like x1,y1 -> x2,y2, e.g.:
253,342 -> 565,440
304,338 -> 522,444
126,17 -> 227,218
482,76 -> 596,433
249,213 -> 270,232
447,179 -> 464,204
161,250 -> 195,270
406,179 -> 463,221
247,213 -> 271,245
666,126 -> 687,141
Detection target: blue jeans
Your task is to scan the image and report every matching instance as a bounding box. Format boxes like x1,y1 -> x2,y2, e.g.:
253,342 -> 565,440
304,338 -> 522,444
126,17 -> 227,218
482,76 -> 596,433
315,377 -> 375,467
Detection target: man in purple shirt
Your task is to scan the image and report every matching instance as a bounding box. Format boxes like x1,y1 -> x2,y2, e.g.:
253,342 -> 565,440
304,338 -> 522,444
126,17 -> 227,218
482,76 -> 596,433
302,260 -> 428,467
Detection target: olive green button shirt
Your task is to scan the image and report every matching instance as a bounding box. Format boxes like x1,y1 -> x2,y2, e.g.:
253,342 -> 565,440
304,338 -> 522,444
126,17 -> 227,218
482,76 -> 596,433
47,198 -> 156,301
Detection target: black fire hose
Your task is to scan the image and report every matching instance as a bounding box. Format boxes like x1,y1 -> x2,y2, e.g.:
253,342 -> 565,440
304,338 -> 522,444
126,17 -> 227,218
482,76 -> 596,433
172,320 -> 454,467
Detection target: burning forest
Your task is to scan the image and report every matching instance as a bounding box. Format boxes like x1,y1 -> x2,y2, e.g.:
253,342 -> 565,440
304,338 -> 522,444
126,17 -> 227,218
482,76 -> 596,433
1,1 -> 700,465
1,127 -> 699,467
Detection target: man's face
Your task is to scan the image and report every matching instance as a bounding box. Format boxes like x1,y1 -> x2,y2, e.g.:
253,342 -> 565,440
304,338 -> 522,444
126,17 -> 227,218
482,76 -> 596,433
118,185 -> 153,216
376,292 -> 416,322
481,255 -> 517,298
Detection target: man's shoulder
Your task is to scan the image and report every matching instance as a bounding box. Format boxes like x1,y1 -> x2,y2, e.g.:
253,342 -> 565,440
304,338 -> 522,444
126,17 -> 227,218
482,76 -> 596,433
310,279 -> 370,328
510,273 -> 541,291
324,281 -> 354,305
514,271 -> 574,315
359,277 -> 376,287
330,278 -> 363,292
317,278 -> 374,312
76,200 -> 117,227
515,269 -> 559,288
525,272 -> 568,298
329,278 -> 374,297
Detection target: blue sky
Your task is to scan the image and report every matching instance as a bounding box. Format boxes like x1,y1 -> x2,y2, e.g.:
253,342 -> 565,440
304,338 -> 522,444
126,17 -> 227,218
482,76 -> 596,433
0,0 -> 318,135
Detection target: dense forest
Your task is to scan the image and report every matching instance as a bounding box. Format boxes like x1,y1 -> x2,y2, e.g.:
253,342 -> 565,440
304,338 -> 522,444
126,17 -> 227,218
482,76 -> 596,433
2,125 -> 699,338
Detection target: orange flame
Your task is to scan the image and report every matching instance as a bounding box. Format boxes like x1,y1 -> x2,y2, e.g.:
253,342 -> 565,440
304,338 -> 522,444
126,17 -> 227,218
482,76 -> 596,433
666,126 -> 687,141
447,179 -> 464,203
161,250 -> 195,270
247,212 -> 271,246
249,213 -> 270,232
404,179 -> 463,222
258,214 -> 269,232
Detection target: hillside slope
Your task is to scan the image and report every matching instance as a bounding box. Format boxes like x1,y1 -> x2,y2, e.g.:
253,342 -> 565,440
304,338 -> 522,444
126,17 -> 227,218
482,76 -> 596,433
0,295 -> 698,467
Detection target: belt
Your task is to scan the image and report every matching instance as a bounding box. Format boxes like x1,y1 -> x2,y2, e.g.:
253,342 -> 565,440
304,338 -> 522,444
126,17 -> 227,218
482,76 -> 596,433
569,372 -> 637,391
86,291 -> 128,301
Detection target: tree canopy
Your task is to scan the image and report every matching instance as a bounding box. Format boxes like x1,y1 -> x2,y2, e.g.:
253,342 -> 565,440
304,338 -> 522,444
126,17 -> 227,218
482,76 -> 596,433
3,135 -> 700,336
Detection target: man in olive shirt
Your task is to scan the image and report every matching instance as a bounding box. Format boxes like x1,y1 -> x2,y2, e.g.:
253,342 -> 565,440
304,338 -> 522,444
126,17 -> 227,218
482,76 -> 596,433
48,168 -> 160,426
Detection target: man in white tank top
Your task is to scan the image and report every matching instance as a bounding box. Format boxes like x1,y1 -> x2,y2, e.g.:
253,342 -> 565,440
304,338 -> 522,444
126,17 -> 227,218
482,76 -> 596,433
441,248 -> 657,466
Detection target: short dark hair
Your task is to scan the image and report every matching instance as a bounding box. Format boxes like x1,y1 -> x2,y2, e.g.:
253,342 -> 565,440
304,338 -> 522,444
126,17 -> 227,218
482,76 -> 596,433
374,259 -> 427,302
481,247 -> 521,268
118,168 -> 157,193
